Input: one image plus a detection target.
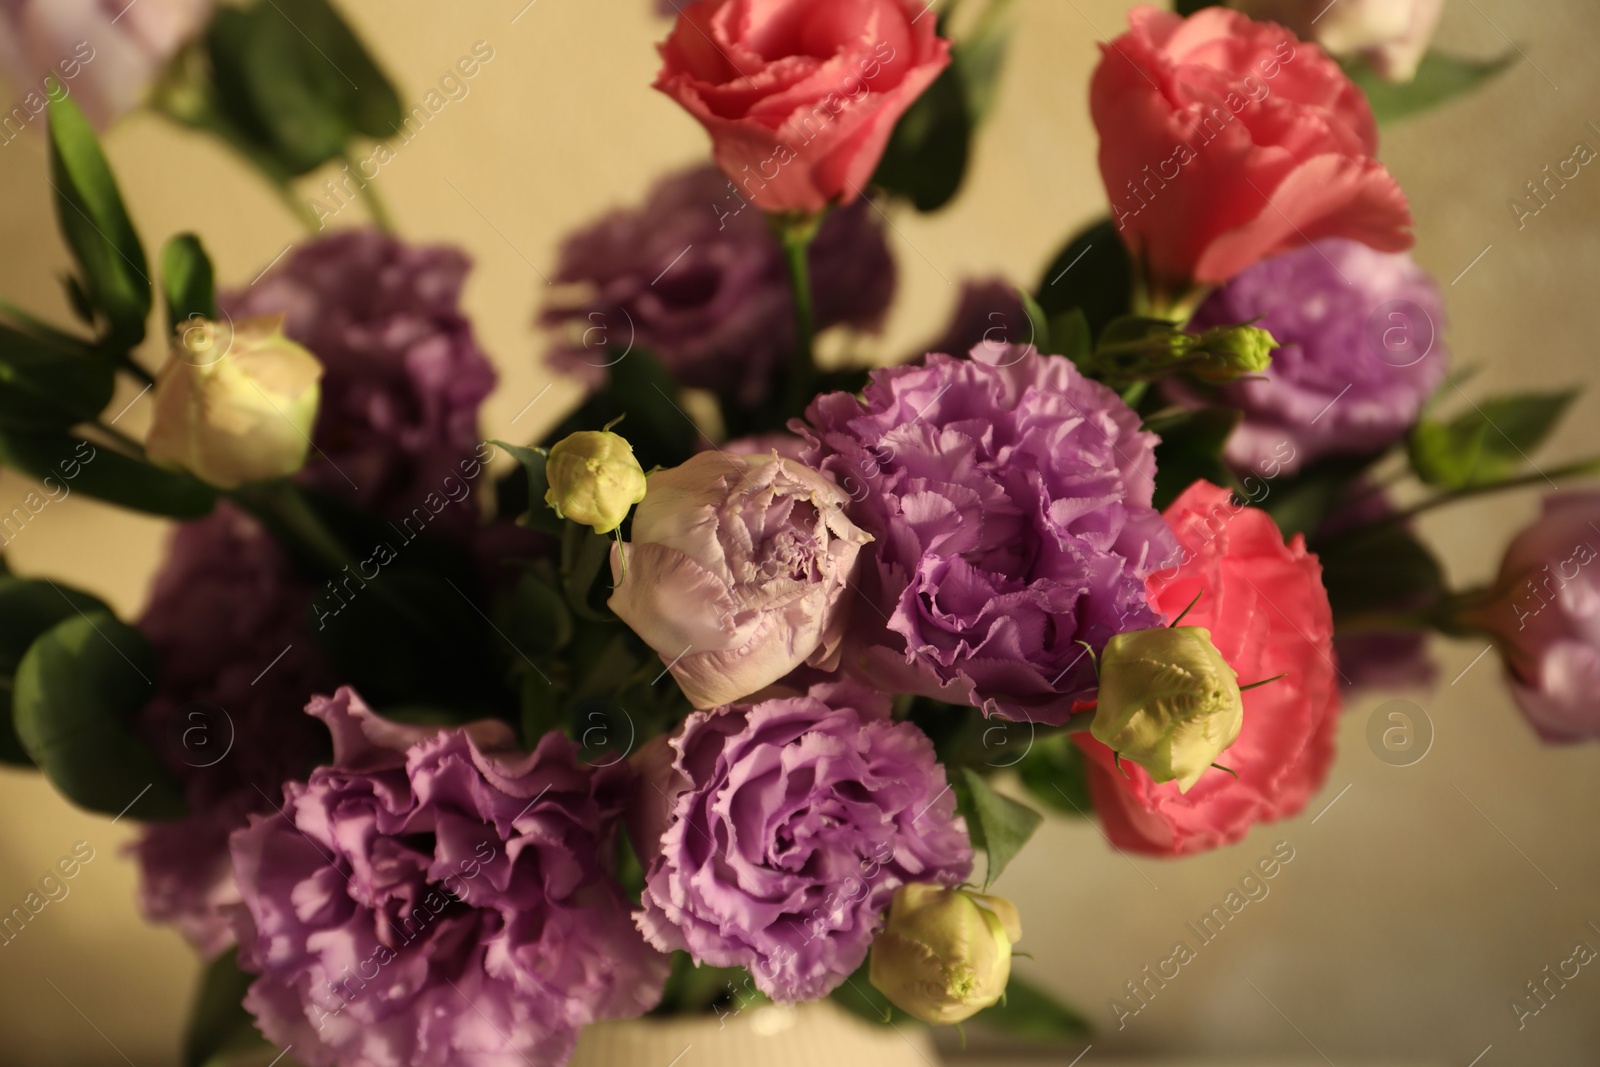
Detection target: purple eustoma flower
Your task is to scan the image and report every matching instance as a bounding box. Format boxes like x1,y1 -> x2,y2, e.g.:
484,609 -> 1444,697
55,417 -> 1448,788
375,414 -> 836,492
800,346 -> 1178,724
224,229 -> 498,526
231,688 -> 668,1067
541,164 -> 894,408
634,693 -> 971,1002
1180,238 -> 1448,475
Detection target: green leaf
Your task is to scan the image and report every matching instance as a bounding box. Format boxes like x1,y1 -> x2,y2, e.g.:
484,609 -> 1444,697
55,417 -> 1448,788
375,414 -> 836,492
956,768 -> 1042,889
562,524 -> 614,623
0,324 -> 116,431
1348,50 -> 1516,126
182,949 -> 262,1067
1258,454 -> 1376,542
13,611 -> 186,820
1016,733 -> 1093,817
1049,309 -> 1092,369
1316,523 -> 1446,621
1175,0 -> 1224,13
1034,218 -> 1133,340
161,234 -> 217,338
273,0 -> 403,139
973,974 -> 1091,1042
1408,389 -> 1578,489
1016,290 -> 1052,356
872,63 -> 972,212
47,95 -> 150,348
952,0 -> 1015,123
490,440 -> 563,535
0,432 -> 216,519
0,578 -> 110,767
1150,407 -> 1241,511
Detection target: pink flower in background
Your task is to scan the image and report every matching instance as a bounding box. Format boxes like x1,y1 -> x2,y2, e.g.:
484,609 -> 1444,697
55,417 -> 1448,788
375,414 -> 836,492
0,0 -> 214,128
633,692 -> 971,1001
609,450 -> 871,709
232,689 -> 668,1067
1477,493 -> 1600,742
654,0 -> 951,214
1091,5 -> 1412,296
1233,0 -> 1444,82
1079,481 -> 1340,856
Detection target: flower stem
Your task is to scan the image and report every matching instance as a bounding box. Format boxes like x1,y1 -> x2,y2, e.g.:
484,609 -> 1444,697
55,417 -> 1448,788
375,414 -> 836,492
343,149 -> 396,234
774,211 -> 825,419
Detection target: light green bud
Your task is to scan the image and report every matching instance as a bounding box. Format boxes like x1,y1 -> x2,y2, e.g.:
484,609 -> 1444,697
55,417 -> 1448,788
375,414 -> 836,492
1089,626 -> 1243,793
543,429 -> 648,534
1187,324 -> 1277,382
868,884 -> 1021,1025
146,315 -> 323,490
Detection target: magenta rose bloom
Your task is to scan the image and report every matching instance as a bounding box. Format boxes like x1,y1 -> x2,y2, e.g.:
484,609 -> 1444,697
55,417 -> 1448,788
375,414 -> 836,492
609,450 -> 872,709
541,164 -> 894,408
224,230 -> 497,526
1474,493 -> 1600,742
635,693 -> 970,1001
799,347 -> 1178,724
1177,238 -> 1448,475
231,688 -> 668,1067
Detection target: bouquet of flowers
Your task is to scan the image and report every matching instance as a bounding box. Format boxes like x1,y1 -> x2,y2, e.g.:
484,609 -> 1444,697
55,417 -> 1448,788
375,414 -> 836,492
0,0 -> 1575,1064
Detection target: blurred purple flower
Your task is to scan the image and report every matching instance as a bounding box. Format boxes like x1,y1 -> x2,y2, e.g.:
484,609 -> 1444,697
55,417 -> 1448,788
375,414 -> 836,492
232,688 -> 668,1067
915,278 -> 1032,363
1178,238 -> 1448,476
131,504 -> 336,956
224,229 -> 497,528
634,692 -> 970,1002
801,347 -> 1177,724
541,164 -> 895,408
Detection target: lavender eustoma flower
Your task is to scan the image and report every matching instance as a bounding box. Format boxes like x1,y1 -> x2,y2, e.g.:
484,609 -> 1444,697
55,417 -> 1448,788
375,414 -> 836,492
231,688 -> 668,1067
634,692 -> 971,1002
541,164 -> 894,408
1180,238 -> 1448,475
609,450 -> 872,709
224,229 -> 497,526
800,346 -> 1178,724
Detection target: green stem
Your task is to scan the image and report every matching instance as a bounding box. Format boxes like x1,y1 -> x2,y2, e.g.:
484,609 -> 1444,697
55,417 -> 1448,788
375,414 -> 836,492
344,150 -> 396,234
92,420 -> 145,458
274,181 -> 324,234
775,211 -> 824,418
1392,459 -> 1600,525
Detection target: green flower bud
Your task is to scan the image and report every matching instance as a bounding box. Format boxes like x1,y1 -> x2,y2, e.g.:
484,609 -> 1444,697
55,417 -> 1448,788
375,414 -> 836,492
146,315 -> 323,490
1186,324 -> 1277,383
1089,626 -> 1243,793
868,884 -> 1021,1025
544,429 -> 648,534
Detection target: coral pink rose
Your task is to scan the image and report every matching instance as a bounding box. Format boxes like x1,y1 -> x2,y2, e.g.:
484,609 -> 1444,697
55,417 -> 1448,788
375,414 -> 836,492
1092,5 -> 1413,301
1077,481 -> 1340,856
654,0 -> 951,215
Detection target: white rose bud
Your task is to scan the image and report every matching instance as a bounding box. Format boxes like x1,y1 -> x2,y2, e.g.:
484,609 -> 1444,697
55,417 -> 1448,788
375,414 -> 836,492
869,884 -> 1021,1025
146,315 -> 323,490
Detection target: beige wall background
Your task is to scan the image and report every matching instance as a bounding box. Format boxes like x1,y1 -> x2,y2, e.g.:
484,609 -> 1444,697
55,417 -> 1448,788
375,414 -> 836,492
0,1 -> 1597,1064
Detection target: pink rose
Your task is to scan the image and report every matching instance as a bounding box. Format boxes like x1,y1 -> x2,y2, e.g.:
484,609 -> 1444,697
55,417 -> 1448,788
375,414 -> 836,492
608,451 -> 872,708
1473,493 -> 1600,742
1092,5 -> 1412,300
1233,0 -> 1444,82
1077,481 -> 1340,856
0,0 -> 215,129
653,0 -> 951,215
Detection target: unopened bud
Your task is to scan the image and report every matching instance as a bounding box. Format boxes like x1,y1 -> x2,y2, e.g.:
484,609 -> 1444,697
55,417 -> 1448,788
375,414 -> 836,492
868,884 -> 1020,1025
544,428 -> 648,534
146,315 -> 322,490
1090,626 -> 1243,792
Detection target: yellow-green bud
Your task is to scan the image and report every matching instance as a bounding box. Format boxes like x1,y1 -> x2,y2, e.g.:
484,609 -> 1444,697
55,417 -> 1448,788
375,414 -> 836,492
868,884 -> 1021,1025
544,429 -> 648,534
1187,324 -> 1277,383
1089,626 -> 1243,793
146,315 -> 323,490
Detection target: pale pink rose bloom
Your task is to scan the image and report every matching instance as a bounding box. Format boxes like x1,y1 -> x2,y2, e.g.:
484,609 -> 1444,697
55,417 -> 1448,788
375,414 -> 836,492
0,0 -> 214,128
609,451 -> 871,709
1235,0 -> 1444,82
